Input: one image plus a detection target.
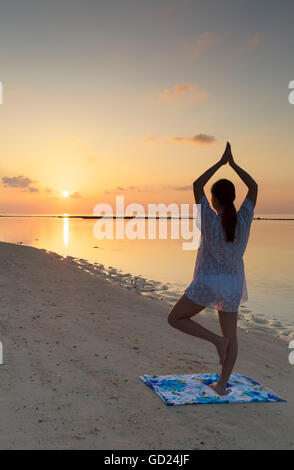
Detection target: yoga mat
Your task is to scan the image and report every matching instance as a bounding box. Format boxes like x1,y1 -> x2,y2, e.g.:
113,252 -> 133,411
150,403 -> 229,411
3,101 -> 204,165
139,373 -> 286,405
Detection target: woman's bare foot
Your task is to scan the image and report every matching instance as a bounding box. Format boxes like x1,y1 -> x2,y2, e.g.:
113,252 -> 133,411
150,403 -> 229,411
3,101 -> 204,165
209,382 -> 227,395
216,337 -> 230,365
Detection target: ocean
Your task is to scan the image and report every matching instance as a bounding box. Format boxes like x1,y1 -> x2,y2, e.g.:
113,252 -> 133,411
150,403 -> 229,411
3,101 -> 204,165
1,214 -> 293,339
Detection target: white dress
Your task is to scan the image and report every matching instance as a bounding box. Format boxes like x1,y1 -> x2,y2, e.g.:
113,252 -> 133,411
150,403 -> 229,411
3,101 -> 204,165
185,193 -> 254,312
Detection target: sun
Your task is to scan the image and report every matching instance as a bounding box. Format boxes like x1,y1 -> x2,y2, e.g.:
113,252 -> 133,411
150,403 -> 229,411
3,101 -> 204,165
63,190 -> 69,197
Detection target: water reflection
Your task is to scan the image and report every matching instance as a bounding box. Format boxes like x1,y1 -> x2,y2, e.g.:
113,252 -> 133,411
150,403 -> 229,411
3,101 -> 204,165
0,216 -> 293,322
63,216 -> 69,245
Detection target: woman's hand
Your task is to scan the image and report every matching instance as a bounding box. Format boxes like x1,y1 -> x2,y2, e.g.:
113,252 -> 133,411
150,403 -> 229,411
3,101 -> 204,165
219,141 -> 231,165
227,142 -> 235,166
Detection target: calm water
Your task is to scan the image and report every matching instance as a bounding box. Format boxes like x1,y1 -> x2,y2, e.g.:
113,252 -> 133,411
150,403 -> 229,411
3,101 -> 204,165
1,216 -> 294,328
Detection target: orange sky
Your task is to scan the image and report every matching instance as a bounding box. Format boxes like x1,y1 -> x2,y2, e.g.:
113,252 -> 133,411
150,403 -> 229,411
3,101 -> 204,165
0,1 -> 293,215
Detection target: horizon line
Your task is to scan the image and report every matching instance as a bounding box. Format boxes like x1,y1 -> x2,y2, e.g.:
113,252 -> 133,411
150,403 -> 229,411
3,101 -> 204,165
0,214 -> 294,221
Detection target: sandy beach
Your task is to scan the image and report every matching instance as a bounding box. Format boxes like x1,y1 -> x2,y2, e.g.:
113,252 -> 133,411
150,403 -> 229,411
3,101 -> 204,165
0,240 -> 293,450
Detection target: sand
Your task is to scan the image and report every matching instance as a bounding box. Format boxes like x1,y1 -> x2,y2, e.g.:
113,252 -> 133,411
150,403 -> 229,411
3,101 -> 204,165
0,240 -> 293,450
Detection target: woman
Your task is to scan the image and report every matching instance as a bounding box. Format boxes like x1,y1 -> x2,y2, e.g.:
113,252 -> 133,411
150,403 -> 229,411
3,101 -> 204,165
168,142 -> 258,396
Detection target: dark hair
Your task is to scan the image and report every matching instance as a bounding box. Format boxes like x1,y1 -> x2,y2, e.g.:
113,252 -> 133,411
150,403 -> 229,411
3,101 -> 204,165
211,179 -> 237,242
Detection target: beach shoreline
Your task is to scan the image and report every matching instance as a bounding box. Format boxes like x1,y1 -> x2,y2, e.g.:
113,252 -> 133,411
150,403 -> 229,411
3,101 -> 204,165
0,240 -> 293,449
41,245 -> 293,342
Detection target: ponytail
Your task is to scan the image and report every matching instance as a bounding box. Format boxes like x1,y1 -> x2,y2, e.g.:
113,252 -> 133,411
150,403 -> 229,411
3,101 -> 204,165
221,201 -> 237,242
211,178 -> 237,243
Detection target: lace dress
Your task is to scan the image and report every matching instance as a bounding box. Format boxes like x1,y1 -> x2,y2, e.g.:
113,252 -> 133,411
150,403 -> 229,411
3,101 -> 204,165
185,193 -> 254,312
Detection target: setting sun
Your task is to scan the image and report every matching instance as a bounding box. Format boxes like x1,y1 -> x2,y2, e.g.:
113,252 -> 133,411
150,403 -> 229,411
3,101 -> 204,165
0,1 -> 292,450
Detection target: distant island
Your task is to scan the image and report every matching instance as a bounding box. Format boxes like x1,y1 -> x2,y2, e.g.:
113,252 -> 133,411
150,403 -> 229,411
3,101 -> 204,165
0,215 -> 293,220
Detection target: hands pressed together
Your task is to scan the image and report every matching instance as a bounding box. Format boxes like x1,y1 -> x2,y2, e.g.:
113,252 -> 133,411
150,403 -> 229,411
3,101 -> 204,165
220,141 -> 234,166
193,140 -> 257,206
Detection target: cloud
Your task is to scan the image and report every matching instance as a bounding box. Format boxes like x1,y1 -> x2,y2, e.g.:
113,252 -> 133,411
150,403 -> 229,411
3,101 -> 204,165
2,175 -> 37,189
43,188 -> 63,199
104,186 -> 142,194
186,32 -> 224,55
2,175 -> 41,193
169,185 -> 191,191
248,33 -> 261,48
70,191 -> 82,198
116,186 -> 142,192
172,133 -> 216,145
144,133 -> 216,145
159,83 -> 208,102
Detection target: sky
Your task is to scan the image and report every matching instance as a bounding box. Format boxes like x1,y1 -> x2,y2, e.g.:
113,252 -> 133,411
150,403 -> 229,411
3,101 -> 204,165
0,0 -> 293,215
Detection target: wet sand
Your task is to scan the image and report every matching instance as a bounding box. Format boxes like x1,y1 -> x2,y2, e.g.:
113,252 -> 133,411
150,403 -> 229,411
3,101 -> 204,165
0,241 -> 293,449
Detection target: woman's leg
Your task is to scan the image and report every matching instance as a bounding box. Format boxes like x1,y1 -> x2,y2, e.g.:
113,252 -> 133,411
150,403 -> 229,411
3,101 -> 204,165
209,310 -> 238,395
168,294 -> 229,364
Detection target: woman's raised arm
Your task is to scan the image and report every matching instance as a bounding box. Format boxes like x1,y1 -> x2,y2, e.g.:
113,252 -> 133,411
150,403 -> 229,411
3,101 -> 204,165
193,142 -> 230,203
228,144 -> 258,207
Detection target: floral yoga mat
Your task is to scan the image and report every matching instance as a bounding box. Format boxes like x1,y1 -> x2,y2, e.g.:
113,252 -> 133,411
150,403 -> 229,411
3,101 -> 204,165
139,373 -> 286,406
